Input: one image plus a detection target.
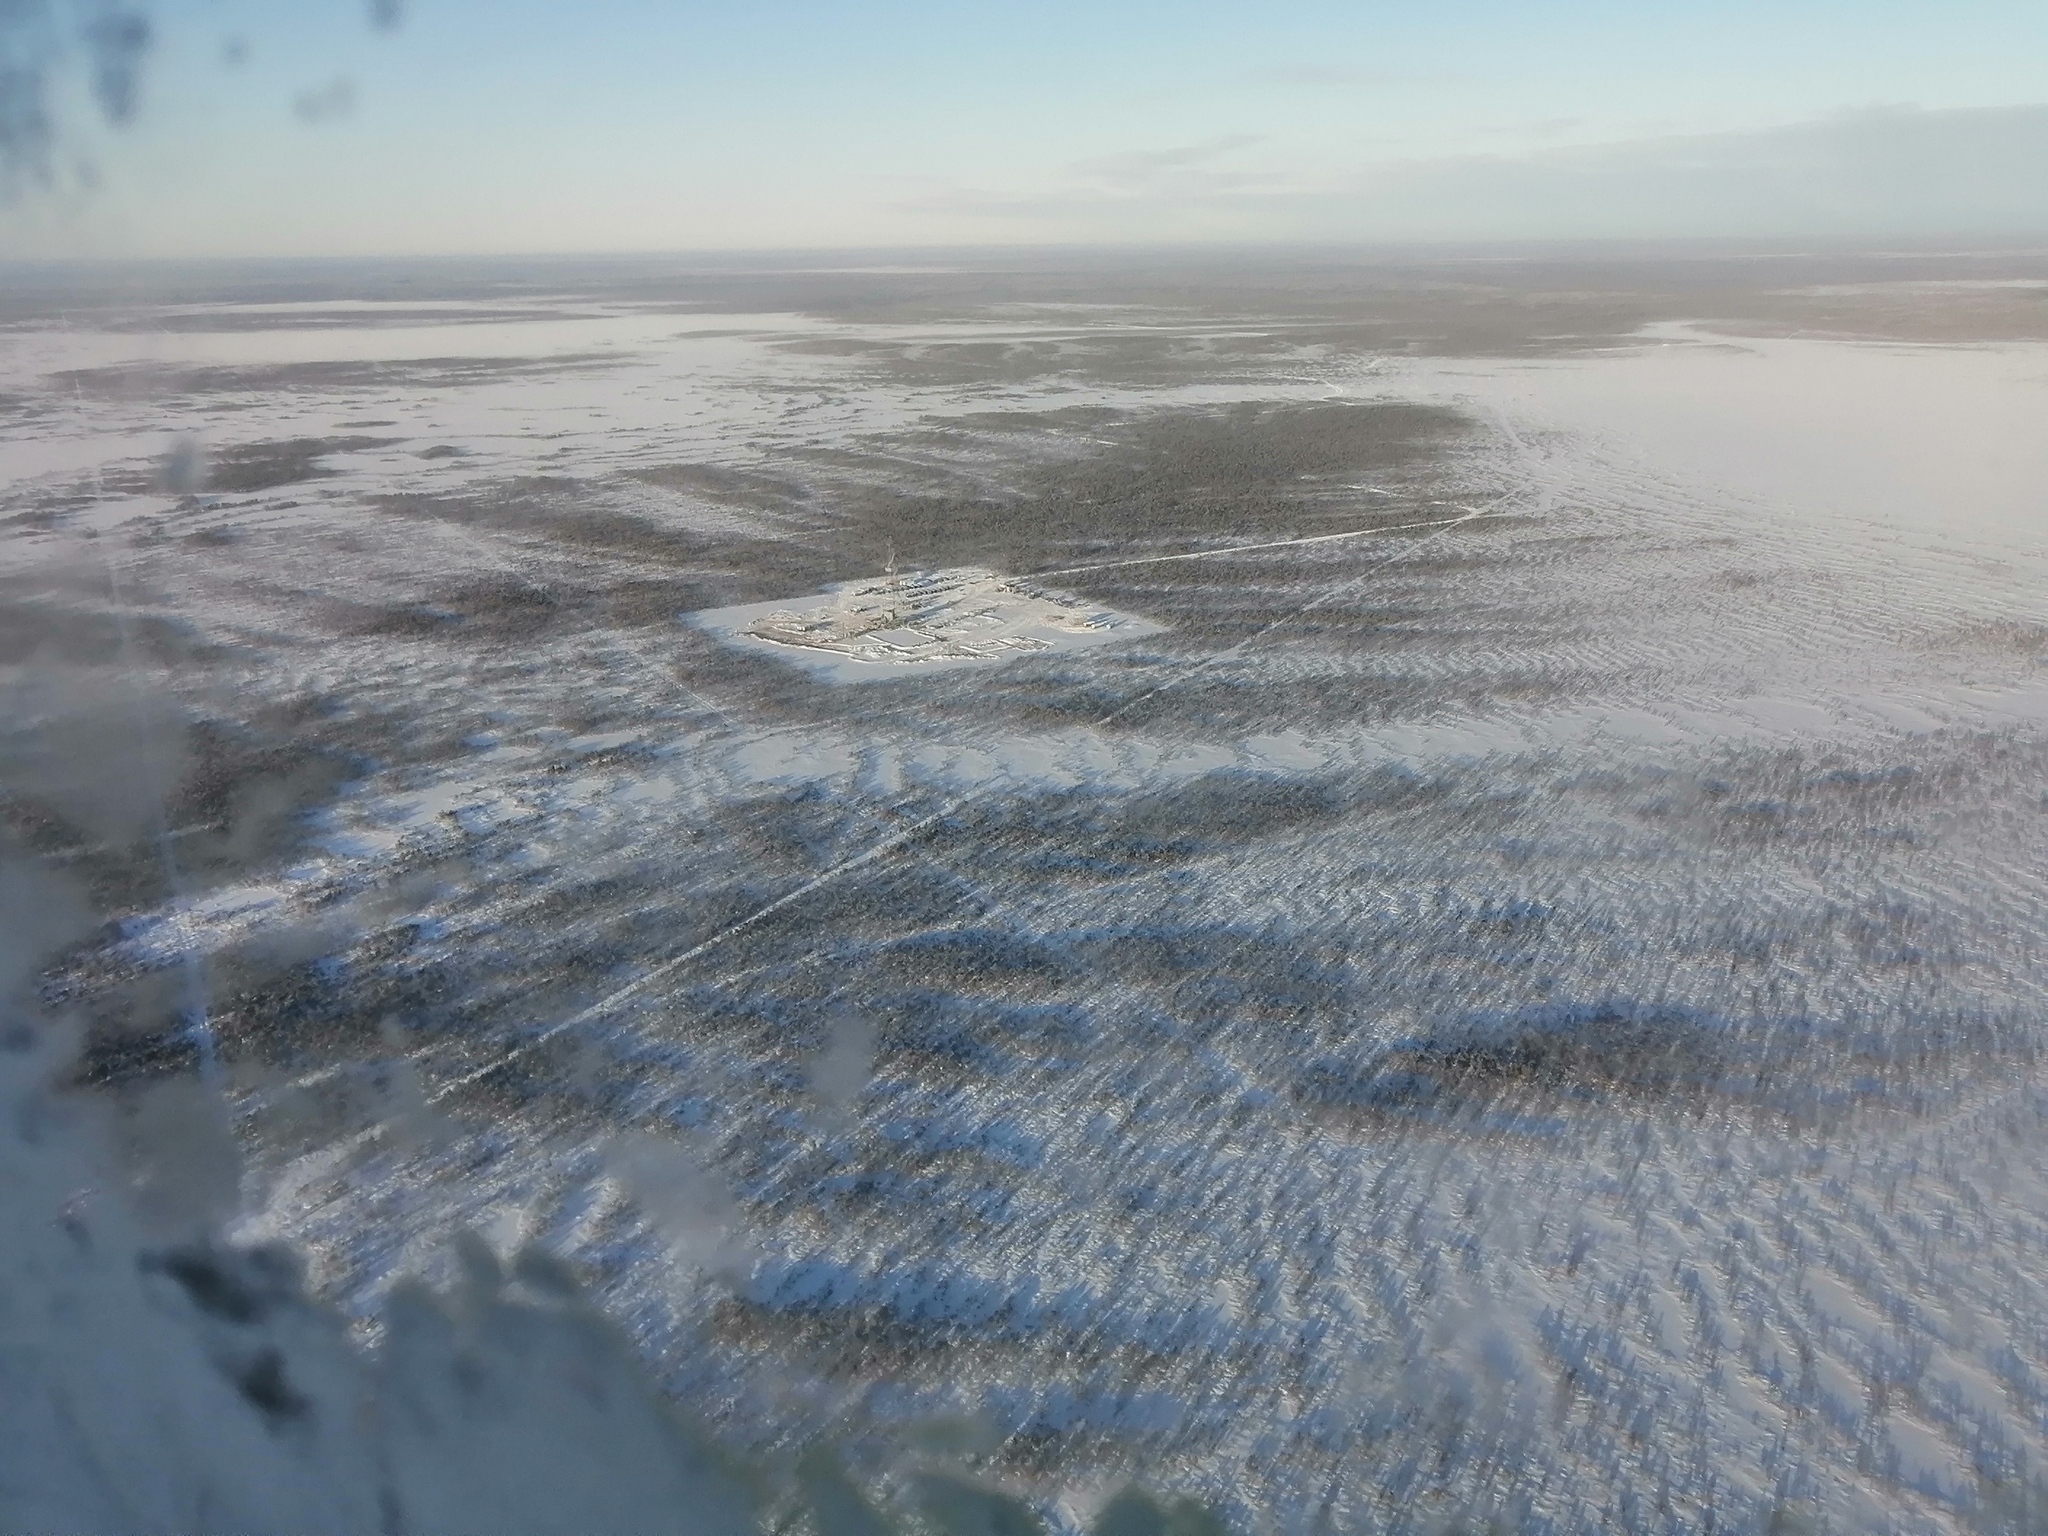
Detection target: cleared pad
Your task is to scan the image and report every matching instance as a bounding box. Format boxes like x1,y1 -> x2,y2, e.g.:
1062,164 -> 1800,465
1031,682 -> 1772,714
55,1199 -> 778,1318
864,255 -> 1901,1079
688,566 -> 1161,682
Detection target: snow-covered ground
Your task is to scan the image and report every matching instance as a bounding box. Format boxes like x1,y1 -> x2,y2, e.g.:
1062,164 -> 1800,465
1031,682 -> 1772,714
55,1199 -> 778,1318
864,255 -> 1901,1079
692,567 -> 1162,680
5,261 -> 2048,1532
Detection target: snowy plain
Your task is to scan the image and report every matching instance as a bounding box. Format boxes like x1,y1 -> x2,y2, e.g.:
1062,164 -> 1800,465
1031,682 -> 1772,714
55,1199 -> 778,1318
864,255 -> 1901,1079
4,254 -> 2048,1533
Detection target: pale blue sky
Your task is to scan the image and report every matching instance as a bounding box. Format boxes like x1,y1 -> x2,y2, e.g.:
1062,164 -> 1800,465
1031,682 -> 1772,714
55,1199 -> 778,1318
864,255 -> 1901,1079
9,0 -> 2048,256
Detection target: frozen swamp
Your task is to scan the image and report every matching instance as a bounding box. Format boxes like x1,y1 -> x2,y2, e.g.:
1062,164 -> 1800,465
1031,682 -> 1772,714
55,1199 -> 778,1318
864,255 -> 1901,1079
3,252 -> 2048,1533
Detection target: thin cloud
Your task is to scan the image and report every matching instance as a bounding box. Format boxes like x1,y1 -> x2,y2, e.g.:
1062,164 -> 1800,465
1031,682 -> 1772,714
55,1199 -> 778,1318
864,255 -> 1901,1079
897,103 -> 2048,243
1243,64 -> 1392,87
1487,116 -> 1587,140
1068,134 -> 1263,189
1334,103 -> 2048,240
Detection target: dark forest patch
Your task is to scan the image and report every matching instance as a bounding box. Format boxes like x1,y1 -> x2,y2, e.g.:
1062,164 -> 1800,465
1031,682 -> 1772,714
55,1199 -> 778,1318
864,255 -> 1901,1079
50,353 -> 630,401
818,399 -> 1473,575
204,436 -> 404,493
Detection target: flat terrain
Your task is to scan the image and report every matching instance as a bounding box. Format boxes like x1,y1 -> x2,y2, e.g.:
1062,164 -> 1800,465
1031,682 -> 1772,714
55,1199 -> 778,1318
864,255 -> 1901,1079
5,246 -> 2048,1533
693,567 -> 1160,680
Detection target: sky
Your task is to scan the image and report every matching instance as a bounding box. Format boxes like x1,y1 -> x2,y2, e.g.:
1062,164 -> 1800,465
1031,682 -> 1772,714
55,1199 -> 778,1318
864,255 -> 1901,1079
4,0 -> 2047,257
